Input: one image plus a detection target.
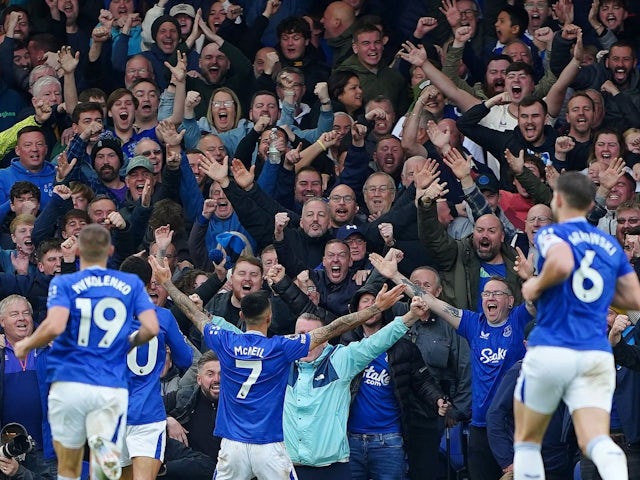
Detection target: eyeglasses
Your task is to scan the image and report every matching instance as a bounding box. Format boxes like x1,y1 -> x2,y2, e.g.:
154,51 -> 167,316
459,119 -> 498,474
140,149 -> 162,157
524,2 -> 547,10
345,238 -> 365,246
480,291 -> 510,298
458,8 -> 478,16
329,194 -> 355,203
212,100 -> 234,108
364,185 -> 394,194
526,215 -> 552,223
126,68 -> 149,75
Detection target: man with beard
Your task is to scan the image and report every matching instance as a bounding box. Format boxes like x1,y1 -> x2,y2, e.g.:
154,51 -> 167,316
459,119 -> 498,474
551,39 -> 640,131
88,138 -> 128,205
554,92 -> 596,171
187,26 -> 253,119
273,197 -> 332,269
417,169 -> 522,310
166,351 -> 222,468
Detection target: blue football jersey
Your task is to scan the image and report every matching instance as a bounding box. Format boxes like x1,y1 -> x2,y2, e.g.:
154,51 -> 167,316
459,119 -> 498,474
126,307 -> 193,425
203,324 -> 310,444
529,219 -> 633,352
458,304 -> 530,426
46,267 -> 155,388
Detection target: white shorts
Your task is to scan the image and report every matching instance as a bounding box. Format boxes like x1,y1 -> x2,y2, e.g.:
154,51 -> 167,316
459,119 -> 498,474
119,421 -> 166,467
514,346 -> 615,415
214,438 -> 298,480
48,381 -> 128,449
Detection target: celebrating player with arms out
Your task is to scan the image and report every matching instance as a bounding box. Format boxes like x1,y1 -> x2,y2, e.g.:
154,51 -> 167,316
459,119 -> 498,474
14,224 -> 159,480
149,255 -> 405,480
513,172 -> 640,480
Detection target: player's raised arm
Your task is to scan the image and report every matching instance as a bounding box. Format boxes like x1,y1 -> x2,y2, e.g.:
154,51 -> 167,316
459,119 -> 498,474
130,308 -> 160,347
308,284 -> 405,350
149,256 -> 211,334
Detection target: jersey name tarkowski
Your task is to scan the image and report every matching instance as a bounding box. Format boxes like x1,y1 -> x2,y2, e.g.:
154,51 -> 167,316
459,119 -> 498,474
530,219 -> 633,352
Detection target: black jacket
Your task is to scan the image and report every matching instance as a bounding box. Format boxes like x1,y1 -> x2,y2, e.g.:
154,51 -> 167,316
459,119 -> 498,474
342,327 -> 446,447
457,102 -> 558,190
612,326 -> 640,444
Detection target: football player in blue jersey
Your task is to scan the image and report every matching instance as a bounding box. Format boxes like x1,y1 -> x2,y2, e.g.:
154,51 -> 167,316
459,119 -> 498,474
119,256 -> 193,480
149,254 -> 405,480
513,172 -> 640,480
14,224 -> 160,480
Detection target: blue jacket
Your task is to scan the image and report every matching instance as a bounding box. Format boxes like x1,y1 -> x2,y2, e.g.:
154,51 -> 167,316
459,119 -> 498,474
0,159 -> 55,209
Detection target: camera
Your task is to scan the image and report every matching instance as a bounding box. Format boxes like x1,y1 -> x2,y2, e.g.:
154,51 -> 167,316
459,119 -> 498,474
0,423 -> 34,460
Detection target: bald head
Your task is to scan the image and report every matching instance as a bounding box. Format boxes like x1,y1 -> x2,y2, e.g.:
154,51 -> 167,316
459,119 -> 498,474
401,156 -> 427,188
322,1 -> 356,39
472,214 -> 505,262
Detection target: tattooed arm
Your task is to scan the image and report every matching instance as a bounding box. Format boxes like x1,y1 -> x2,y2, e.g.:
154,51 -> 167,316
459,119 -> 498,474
149,256 -> 214,334
308,284 -> 406,350
422,291 -> 463,329
369,251 -> 425,299
369,251 -> 464,328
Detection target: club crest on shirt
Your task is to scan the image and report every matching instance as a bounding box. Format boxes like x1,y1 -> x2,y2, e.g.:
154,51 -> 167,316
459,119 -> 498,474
285,334 -> 305,343
503,325 -> 512,338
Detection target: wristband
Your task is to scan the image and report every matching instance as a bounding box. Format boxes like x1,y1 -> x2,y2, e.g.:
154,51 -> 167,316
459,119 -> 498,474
320,100 -> 331,106
168,82 -> 177,89
128,330 -> 140,347
317,139 -> 327,151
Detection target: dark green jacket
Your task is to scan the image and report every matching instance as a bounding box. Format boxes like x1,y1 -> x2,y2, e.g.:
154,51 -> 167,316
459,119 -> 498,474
417,201 -> 523,310
335,54 -> 408,113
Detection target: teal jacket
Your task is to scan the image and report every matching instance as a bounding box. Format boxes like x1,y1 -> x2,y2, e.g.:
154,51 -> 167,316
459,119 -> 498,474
283,317 -> 409,466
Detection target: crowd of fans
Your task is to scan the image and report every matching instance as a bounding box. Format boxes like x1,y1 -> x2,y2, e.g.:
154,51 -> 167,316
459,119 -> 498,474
1,0 -> 640,478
